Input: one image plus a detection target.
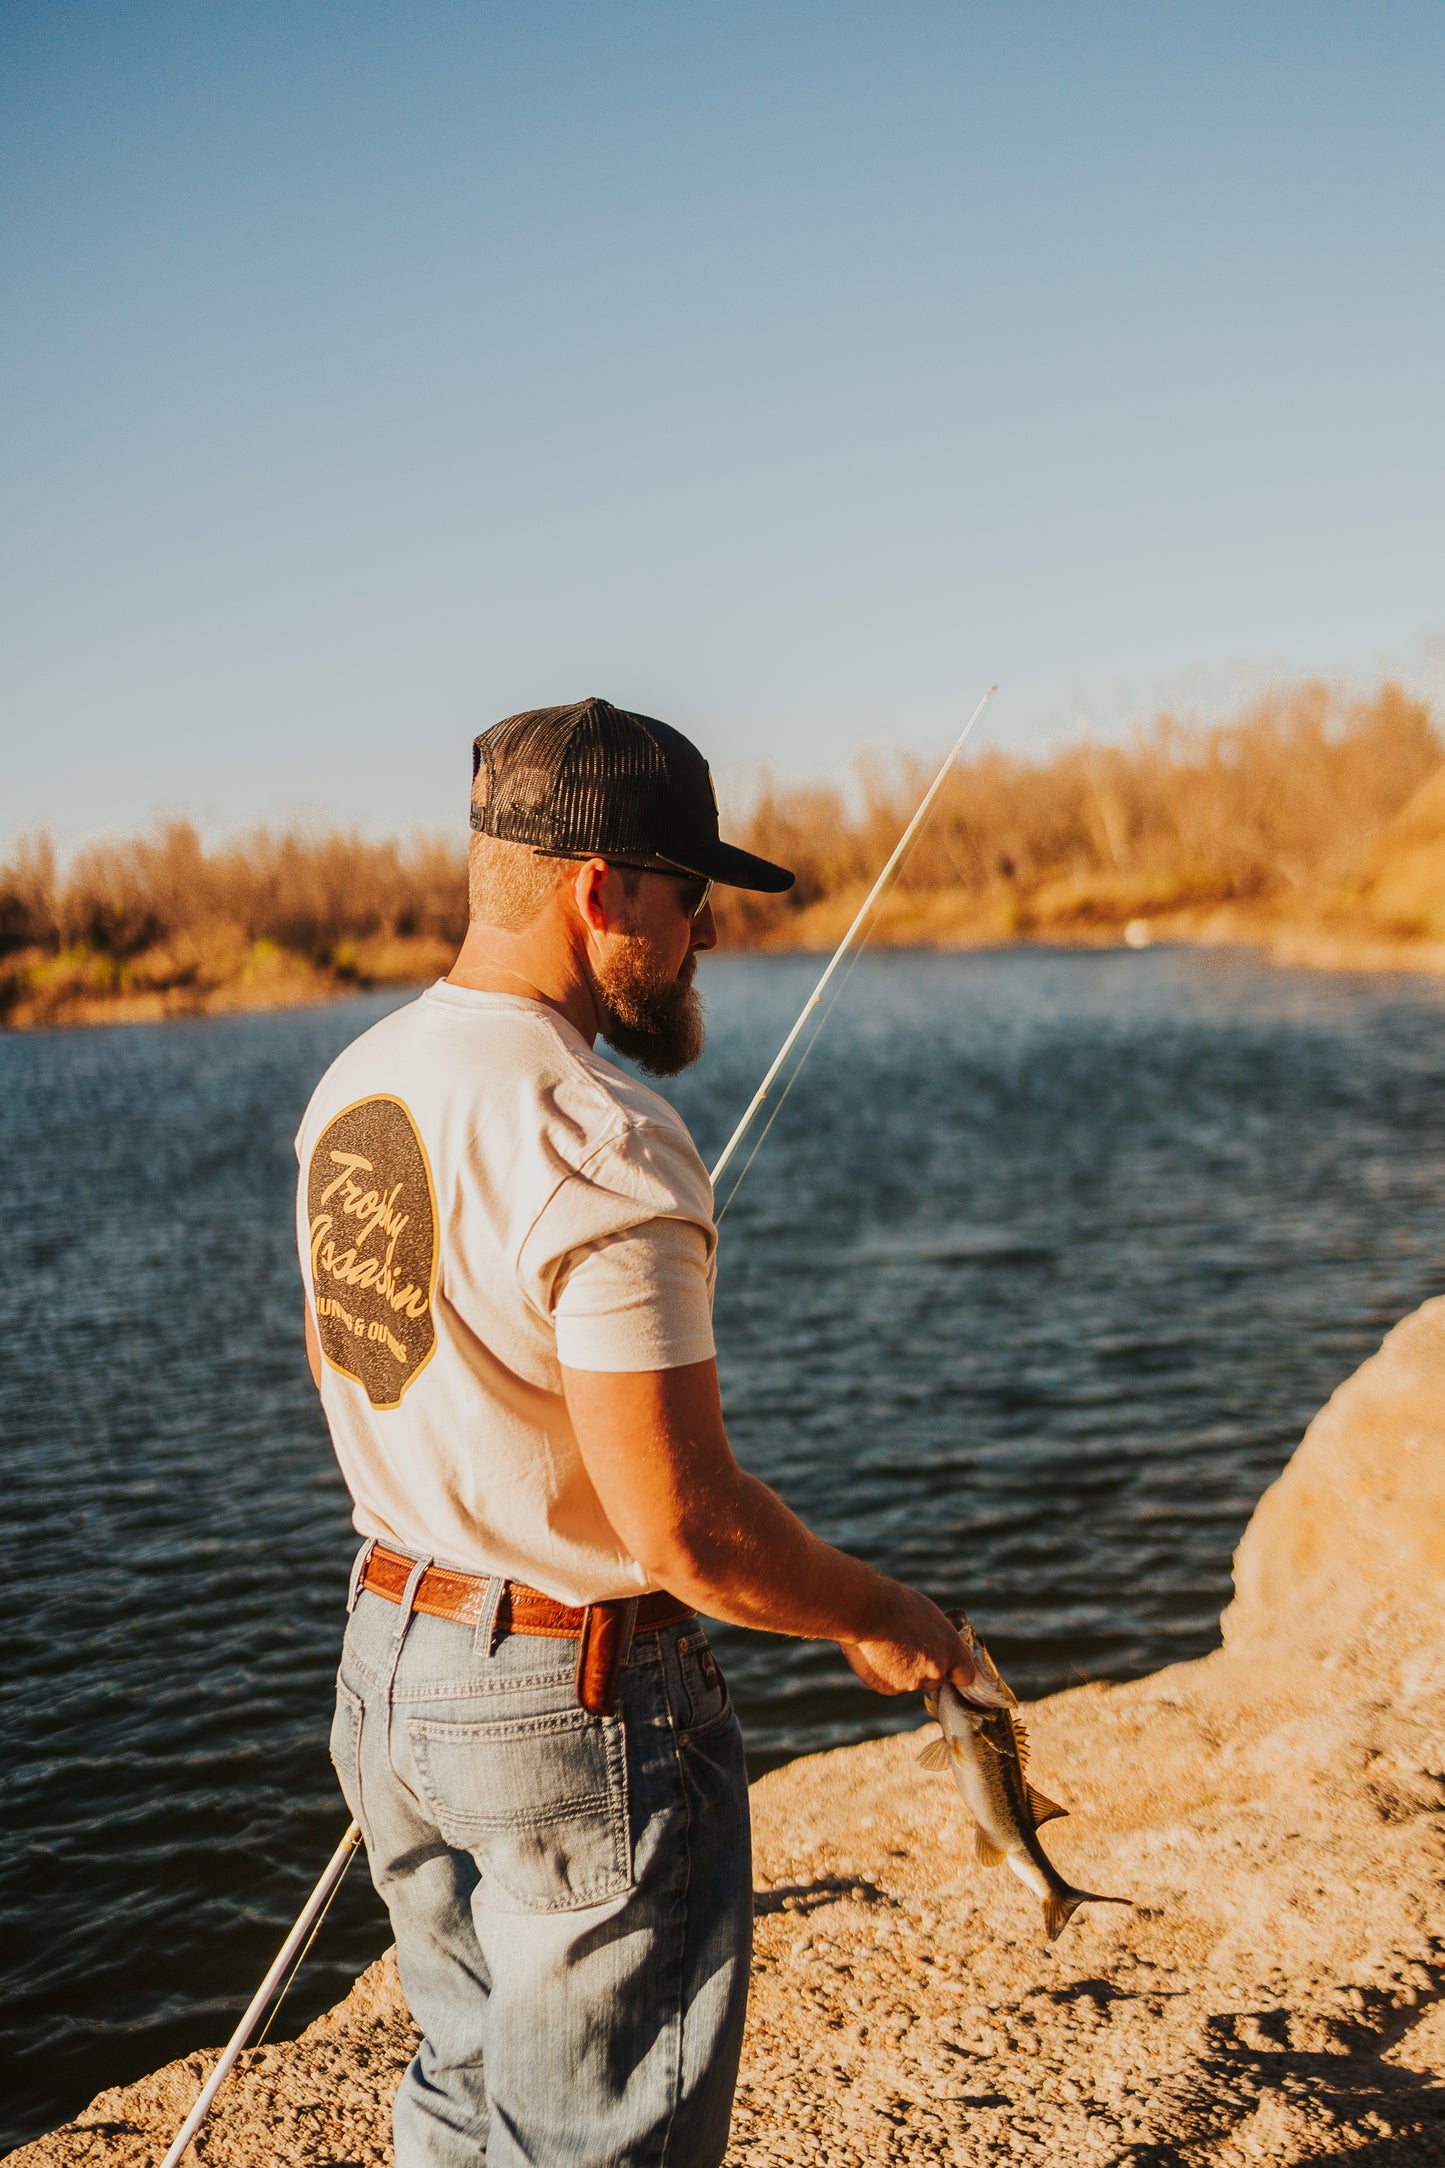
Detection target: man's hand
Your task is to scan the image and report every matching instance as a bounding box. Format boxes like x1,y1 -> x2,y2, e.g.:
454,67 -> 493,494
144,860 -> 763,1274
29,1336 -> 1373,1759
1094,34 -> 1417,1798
838,1587 -> 1016,1704
838,1587 -> 977,1697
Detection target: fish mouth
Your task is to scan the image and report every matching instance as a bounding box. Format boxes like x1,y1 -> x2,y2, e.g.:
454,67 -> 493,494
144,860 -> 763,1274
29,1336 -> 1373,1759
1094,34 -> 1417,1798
946,1608 -> 1018,1708
954,1683 -> 1016,1713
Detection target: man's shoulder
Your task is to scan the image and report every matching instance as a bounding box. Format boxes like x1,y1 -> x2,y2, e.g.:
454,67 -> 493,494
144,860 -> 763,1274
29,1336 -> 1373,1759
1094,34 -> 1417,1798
533,1037 -> 713,1225
298,986 -> 702,1178
561,1037 -> 693,1143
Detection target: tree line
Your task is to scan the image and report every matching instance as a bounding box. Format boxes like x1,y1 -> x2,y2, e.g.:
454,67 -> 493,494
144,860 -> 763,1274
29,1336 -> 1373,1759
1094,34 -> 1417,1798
2,680 -> 1439,1025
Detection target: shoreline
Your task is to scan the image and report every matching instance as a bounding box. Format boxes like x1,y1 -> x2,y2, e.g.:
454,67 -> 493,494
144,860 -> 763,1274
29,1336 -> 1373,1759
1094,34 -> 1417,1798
6,917 -> 1445,1033
10,1295 -> 1445,2165
8,688 -> 1442,1036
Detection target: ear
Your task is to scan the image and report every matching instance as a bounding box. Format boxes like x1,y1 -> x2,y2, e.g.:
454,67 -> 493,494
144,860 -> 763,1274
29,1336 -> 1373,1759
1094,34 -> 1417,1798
573,858 -> 613,936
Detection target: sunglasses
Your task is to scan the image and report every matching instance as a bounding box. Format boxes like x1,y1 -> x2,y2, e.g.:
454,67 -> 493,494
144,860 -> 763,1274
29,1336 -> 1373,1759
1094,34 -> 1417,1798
533,851 -> 715,922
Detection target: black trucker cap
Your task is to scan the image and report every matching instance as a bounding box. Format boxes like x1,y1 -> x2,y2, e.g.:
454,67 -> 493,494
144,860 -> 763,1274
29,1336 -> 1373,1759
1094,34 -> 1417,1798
470,697 -> 795,894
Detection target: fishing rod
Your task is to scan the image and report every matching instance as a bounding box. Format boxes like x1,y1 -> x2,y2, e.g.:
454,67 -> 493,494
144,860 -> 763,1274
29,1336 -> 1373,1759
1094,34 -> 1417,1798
158,1823 -> 362,2168
158,683 -> 995,2165
710,683 -> 995,1211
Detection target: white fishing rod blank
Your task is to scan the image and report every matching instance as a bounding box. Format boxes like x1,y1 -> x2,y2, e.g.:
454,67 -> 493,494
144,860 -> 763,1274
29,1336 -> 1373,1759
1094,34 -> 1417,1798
708,684 -> 996,1193
159,1821 -> 362,2168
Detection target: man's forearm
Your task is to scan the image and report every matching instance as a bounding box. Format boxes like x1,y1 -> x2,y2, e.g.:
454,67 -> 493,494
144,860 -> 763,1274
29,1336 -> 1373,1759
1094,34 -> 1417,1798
648,1467 -> 912,1645
562,1356 -> 969,1694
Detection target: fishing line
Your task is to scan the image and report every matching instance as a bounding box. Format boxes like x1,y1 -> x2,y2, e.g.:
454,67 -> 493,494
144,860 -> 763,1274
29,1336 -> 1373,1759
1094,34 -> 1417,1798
714,933 -> 867,1222
713,685 -> 996,1218
706,686 -> 995,1197
250,1837 -> 359,2052
158,1820 -> 363,2168
716,827 -> 931,1218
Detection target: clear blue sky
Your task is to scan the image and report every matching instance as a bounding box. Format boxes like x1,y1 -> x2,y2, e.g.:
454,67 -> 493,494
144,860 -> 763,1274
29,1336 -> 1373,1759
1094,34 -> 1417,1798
3,2 -> 1442,850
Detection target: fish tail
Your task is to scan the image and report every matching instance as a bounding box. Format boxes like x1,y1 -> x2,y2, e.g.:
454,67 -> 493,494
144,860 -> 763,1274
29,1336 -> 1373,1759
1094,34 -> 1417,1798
1043,1886 -> 1132,1942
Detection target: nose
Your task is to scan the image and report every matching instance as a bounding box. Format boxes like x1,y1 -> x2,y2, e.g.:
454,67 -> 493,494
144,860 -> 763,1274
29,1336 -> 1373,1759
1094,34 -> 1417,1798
690,899 -> 718,954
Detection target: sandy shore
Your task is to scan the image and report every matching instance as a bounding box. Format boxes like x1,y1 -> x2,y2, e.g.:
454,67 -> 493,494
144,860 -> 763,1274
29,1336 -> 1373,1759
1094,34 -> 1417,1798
9,1299 -> 1445,2166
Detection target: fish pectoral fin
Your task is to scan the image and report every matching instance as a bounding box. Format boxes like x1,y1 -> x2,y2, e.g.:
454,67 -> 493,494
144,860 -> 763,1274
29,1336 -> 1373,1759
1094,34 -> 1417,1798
972,1825 -> 1007,1867
1026,1783 -> 1068,1826
916,1737 -> 952,1773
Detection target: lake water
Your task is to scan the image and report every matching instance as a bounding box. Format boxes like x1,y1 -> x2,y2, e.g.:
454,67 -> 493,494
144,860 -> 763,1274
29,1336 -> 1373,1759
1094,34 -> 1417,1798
3,947 -> 1444,2147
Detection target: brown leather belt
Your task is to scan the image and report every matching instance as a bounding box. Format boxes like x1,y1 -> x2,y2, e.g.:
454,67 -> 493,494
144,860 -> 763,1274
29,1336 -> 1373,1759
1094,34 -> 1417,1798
361,1544 -> 695,1717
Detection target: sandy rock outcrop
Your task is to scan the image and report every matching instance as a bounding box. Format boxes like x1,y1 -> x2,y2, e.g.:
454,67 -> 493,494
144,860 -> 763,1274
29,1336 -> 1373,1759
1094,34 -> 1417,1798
10,1304 -> 1445,2167
1223,1294 -> 1445,1693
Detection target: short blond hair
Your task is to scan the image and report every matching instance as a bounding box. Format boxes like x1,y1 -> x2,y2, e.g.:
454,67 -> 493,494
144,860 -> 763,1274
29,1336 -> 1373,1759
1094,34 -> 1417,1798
467,833 -> 572,930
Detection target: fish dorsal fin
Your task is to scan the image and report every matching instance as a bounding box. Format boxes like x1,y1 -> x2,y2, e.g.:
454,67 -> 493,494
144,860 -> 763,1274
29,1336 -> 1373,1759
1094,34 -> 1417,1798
1010,1716 -> 1029,1771
917,1736 -> 951,1773
973,1825 -> 1006,1868
1026,1783 -> 1068,1826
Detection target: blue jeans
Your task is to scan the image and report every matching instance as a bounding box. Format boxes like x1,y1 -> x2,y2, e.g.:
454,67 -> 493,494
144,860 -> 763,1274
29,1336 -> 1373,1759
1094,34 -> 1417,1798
330,1570 -> 753,2167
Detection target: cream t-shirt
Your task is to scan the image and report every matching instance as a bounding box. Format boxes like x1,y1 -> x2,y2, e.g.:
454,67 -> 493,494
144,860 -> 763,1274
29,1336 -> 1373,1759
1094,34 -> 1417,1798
294,983 -> 717,1603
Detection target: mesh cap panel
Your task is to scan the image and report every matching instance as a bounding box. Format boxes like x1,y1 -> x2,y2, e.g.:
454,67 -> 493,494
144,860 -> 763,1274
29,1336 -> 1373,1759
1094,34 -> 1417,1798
469,696 -> 793,892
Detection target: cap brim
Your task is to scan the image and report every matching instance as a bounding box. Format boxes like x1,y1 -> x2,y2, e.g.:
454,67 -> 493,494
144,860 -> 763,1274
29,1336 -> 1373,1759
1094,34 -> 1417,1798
680,838 -> 795,893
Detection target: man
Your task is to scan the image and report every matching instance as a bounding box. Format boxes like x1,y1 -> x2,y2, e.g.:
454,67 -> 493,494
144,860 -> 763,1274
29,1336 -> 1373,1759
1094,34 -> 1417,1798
296,697 -> 1005,2168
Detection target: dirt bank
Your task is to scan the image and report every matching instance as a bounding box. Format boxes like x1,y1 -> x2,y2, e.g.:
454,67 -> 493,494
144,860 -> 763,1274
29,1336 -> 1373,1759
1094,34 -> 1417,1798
10,1301 -> 1445,2166
9,914 -> 1445,1035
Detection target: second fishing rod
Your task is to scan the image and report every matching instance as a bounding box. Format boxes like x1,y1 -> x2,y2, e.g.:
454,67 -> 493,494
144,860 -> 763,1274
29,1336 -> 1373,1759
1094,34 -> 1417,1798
159,682 -> 996,2168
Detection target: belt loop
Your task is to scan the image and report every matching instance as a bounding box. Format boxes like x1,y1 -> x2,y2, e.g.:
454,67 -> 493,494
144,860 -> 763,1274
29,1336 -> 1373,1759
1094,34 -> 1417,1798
473,1575 -> 505,1659
346,1537 -> 378,1616
382,1554 -> 432,1700
617,1596 -> 639,1673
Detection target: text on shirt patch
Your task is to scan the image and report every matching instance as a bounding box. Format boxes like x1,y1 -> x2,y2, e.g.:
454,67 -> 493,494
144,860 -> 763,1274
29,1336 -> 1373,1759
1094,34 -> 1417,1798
306,1094 -> 439,1407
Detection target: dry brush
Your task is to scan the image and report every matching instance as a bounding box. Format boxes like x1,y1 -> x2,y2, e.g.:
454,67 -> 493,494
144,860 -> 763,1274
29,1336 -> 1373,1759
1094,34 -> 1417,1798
3,680 -> 1441,1026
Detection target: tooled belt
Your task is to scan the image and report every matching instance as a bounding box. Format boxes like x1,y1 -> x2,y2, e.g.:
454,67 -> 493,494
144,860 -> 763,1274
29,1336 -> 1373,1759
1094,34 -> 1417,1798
360,1543 -> 695,1717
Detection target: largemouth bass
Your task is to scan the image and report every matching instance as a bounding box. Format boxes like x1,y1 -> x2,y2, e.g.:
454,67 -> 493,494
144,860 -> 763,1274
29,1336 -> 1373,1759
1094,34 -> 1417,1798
921,1619 -> 1130,1942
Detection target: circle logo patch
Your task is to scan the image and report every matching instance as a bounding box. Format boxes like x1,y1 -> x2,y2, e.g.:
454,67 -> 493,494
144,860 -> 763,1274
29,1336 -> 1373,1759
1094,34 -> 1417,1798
306,1095 -> 438,1408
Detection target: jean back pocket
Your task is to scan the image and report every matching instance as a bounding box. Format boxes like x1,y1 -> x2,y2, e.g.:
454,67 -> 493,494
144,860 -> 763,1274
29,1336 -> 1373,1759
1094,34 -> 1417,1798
407,1704 -> 632,1913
